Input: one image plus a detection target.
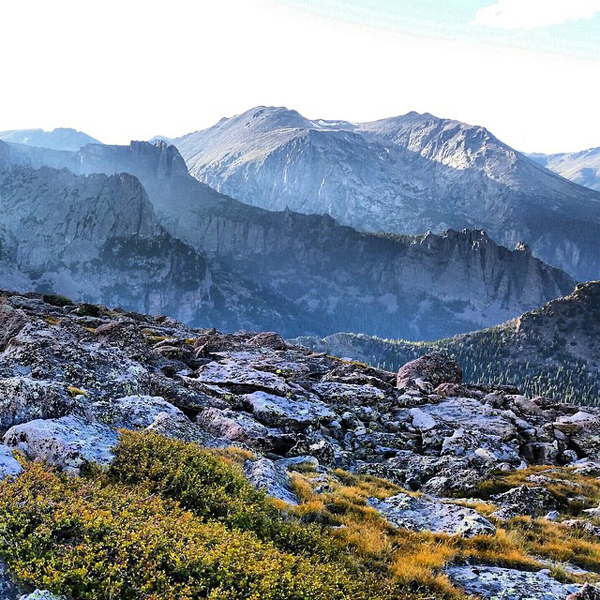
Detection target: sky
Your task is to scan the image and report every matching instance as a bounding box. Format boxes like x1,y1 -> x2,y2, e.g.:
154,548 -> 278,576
0,0 -> 598,153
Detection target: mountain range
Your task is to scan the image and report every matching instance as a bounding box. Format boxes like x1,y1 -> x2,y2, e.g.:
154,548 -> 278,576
174,107 -> 600,281
0,137 -> 573,340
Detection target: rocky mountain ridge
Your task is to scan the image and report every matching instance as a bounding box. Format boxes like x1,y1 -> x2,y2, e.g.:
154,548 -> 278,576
174,106 -> 600,281
0,127 -> 101,152
0,139 -> 573,340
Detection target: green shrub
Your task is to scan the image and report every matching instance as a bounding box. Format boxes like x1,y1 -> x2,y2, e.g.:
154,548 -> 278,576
0,462 -> 395,600
41,293 -> 74,307
108,431 -> 337,559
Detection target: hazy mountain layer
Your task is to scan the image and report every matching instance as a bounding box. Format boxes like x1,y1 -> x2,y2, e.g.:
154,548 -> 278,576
295,281 -> 600,405
529,147 -> 600,192
1,138 -> 575,340
0,127 -> 101,152
174,107 -> 600,281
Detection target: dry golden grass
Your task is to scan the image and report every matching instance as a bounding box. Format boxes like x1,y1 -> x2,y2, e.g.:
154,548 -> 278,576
67,385 -> 88,398
282,465 -> 600,598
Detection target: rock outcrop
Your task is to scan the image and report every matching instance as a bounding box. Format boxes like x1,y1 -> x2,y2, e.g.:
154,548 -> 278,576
0,293 -> 598,494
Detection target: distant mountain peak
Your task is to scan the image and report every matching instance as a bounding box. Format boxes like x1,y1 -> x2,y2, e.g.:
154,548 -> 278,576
0,127 -> 102,152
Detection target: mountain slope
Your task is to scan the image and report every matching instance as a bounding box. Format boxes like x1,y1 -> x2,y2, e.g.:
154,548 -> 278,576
529,147 -> 600,192
174,107 -> 600,281
0,127 -> 101,151
295,281 -> 600,405
1,138 -> 575,340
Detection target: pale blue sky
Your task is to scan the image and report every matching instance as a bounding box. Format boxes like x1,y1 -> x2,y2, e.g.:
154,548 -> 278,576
275,0 -> 600,60
0,0 -> 598,153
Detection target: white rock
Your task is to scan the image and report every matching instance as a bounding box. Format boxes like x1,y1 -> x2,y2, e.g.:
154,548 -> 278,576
244,458 -> 299,505
368,493 -> 495,538
3,415 -> 119,473
446,565 -> 579,599
0,444 -> 23,479
87,395 -> 184,429
409,408 -> 436,431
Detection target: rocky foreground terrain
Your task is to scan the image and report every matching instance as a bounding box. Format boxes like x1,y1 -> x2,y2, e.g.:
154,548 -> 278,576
1,292 -> 600,598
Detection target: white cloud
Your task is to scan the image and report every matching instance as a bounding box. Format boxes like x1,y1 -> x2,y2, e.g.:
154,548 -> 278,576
473,0 -> 600,30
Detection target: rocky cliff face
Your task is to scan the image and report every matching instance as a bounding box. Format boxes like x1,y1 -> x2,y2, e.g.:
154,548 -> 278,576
1,139 -> 574,340
296,281 -> 600,405
174,107 -> 600,281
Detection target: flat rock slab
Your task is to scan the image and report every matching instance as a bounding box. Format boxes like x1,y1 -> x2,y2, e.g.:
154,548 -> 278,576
244,457 -> 299,505
446,565 -> 579,599
87,395 -> 184,429
399,397 -> 517,438
3,415 -> 119,473
368,492 -> 495,537
196,360 -> 288,395
242,391 -> 335,428
311,382 -> 386,406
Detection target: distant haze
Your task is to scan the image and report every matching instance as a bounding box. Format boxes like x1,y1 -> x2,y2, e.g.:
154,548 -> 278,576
0,0 -> 598,153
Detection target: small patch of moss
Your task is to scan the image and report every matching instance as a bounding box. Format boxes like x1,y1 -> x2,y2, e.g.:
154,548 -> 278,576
42,293 -> 73,307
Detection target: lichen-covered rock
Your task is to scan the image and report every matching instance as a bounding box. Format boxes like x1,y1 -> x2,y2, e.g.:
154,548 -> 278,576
446,565 -> 579,599
491,485 -> 558,519
397,353 -> 462,389
196,360 -> 289,395
244,457 -> 299,505
86,395 -> 184,429
0,377 -> 76,431
567,583 -> 600,600
3,415 -> 119,473
241,391 -> 335,429
311,382 -> 387,407
368,493 -> 495,537
0,444 -> 23,480
19,592 -> 66,600
0,560 -> 26,599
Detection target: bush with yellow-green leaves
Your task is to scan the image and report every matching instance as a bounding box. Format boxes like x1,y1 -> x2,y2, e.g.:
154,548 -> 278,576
0,432 -> 402,600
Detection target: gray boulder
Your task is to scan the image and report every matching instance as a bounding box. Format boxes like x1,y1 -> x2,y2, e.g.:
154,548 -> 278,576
368,493 -> 495,537
491,485 -> 558,519
397,353 -> 462,389
86,395 -> 184,429
244,458 -> 299,505
0,444 -> 23,480
3,415 -> 119,473
446,565 -> 579,599
0,377 -> 75,431
241,391 -> 335,429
